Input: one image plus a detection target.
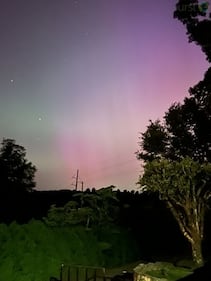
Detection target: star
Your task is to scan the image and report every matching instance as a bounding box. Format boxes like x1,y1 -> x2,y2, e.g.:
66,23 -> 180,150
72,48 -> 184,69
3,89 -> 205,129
10,79 -> 14,83
38,117 -> 42,121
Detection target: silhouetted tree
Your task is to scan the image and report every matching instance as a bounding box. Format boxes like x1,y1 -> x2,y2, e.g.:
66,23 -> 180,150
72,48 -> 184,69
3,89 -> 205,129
136,1 -> 211,264
174,0 -> 211,62
0,138 -> 36,193
167,69 -> 211,162
136,69 -> 211,163
136,120 -> 168,162
138,157 -> 211,265
137,0 -> 211,162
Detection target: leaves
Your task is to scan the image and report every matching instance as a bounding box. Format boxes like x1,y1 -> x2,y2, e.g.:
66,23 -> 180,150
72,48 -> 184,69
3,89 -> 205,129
136,120 -> 168,162
138,157 -> 211,264
0,138 -> 36,192
137,67 -> 211,163
139,157 -> 211,203
174,0 -> 211,62
44,186 -> 120,228
136,1 -> 211,265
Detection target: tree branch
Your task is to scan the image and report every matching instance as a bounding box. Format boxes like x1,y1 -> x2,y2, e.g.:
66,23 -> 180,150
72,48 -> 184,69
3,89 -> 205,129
167,200 -> 193,243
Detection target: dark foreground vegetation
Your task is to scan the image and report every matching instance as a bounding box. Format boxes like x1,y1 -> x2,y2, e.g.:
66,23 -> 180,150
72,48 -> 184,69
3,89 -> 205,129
0,0 -> 211,280
1,188 -> 211,281
0,220 -> 139,281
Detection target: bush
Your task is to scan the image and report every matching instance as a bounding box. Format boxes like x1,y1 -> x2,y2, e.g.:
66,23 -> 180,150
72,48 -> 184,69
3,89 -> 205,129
0,221 -> 139,281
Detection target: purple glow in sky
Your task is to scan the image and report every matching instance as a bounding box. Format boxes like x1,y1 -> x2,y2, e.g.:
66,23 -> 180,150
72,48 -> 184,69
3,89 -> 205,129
0,0 -> 209,190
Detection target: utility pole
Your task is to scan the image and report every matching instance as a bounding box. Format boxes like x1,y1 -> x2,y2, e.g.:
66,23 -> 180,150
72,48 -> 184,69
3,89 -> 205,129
72,170 -> 84,191
81,181 -> 84,192
75,169 -> 79,191
72,169 -> 79,191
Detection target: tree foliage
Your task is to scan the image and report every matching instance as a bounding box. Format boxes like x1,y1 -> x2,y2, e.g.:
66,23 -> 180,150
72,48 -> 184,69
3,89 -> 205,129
136,68 -> 211,163
137,0 -> 211,162
0,139 -> 36,193
44,203 -> 93,227
138,157 -> 211,265
136,120 -> 168,162
174,0 -> 211,62
44,186 -> 119,228
136,1 -> 211,265
139,157 -> 211,202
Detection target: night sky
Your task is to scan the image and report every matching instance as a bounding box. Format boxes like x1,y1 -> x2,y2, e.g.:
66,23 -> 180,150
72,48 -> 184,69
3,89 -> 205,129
0,0 -> 209,190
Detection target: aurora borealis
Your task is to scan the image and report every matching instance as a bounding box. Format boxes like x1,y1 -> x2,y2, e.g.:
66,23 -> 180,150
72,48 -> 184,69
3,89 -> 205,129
0,0 -> 209,190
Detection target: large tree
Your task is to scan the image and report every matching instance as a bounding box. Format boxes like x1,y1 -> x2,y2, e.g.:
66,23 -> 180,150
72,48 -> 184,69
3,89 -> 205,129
138,157 -> 211,265
172,1 -> 211,161
136,68 -> 211,163
136,0 -> 211,266
142,0 -> 211,162
166,68 -> 211,162
0,138 -> 36,193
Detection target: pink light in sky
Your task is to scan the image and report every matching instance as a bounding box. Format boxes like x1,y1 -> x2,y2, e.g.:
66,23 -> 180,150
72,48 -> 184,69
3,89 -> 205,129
0,0 -> 210,190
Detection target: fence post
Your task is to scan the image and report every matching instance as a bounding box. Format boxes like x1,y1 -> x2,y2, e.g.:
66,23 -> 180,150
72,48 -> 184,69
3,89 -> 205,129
60,264 -> 64,281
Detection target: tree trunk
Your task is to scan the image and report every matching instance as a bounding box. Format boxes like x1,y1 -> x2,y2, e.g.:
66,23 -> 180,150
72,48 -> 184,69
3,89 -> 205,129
191,236 -> 203,266
167,201 -> 204,266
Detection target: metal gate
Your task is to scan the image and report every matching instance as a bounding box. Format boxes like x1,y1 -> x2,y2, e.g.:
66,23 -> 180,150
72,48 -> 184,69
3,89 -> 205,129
59,264 -> 111,281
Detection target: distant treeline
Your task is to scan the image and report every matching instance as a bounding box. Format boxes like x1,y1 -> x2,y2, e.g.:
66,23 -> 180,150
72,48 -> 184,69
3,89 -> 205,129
2,188 -> 211,259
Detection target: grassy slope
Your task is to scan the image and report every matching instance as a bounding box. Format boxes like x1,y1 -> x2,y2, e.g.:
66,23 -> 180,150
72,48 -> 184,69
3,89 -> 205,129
0,220 -> 140,281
